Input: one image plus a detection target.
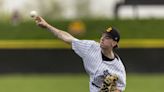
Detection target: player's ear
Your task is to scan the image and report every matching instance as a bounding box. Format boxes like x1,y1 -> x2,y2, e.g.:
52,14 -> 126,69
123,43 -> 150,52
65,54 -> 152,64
112,41 -> 118,48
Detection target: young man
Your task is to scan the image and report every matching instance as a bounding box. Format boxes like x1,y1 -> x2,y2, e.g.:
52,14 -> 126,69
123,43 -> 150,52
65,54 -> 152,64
34,16 -> 126,92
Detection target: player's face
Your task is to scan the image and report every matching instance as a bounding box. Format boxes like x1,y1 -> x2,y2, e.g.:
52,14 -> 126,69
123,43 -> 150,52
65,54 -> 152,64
100,33 -> 117,49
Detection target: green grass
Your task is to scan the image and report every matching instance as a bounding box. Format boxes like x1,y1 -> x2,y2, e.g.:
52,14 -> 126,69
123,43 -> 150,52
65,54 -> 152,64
0,74 -> 163,92
126,74 -> 164,92
0,74 -> 89,92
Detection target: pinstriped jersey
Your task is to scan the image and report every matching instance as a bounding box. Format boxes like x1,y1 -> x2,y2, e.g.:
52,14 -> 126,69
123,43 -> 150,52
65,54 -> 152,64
72,39 -> 126,92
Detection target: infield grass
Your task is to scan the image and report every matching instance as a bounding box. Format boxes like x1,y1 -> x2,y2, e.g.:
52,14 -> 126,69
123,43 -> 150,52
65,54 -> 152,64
0,74 -> 163,92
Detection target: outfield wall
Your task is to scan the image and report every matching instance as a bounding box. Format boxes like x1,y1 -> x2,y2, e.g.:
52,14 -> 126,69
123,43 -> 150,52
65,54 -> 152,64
0,48 -> 163,74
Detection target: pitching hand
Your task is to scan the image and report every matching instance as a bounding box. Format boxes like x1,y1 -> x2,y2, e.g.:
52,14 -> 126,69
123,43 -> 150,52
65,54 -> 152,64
35,16 -> 49,28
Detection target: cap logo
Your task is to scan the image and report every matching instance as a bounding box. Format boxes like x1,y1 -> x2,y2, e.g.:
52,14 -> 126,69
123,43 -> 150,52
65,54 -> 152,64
106,27 -> 112,32
115,37 -> 118,40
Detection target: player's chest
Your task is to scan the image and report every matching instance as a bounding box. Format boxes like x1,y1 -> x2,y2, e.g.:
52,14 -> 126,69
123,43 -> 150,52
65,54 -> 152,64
95,61 -> 117,76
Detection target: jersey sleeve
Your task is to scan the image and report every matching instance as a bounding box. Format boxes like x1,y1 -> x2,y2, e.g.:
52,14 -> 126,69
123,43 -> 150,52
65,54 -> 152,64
117,63 -> 126,91
117,76 -> 126,91
71,39 -> 95,58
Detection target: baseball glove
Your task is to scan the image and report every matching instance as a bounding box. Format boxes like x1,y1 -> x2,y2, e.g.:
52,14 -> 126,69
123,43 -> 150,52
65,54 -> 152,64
99,74 -> 118,92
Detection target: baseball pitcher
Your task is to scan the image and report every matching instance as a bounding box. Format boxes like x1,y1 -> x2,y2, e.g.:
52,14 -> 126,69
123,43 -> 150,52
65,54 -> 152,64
33,16 -> 126,92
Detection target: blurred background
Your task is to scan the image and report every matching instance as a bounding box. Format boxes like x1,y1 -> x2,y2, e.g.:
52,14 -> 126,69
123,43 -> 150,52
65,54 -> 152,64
0,0 -> 164,92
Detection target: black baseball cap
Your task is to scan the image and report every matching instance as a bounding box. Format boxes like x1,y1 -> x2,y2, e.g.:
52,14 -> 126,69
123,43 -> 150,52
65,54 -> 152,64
104,27 -> 120,42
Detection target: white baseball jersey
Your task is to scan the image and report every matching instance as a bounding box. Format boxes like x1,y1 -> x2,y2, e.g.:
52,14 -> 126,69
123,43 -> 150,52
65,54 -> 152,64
72,39 -> 126,92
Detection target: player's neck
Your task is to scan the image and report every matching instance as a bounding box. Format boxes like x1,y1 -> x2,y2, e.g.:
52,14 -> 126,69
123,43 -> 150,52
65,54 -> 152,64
101,49 -> 115,59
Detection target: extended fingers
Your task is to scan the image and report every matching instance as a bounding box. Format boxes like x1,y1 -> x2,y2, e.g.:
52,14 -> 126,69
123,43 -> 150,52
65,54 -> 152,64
34,16 -> 48,28
35,16 -> 42,23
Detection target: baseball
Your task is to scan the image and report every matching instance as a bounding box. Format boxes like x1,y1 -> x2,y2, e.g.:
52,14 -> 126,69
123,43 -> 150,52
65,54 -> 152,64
30,10 -> 38,18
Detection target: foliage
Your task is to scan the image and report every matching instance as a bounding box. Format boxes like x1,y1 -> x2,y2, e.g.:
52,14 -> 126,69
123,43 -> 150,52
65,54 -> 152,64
0,19 -> 164,40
